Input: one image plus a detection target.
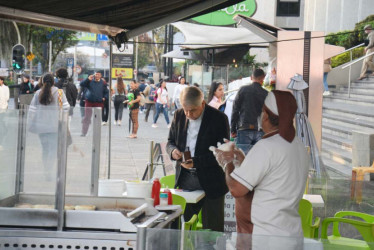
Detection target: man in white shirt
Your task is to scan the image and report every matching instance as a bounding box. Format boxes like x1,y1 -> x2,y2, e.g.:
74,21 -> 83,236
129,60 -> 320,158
167,86 -> 230,231
0,77 -> 9,110
212,90 -> 309,237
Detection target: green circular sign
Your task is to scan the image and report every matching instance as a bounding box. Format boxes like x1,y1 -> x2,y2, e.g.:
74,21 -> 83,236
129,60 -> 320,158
192,0 -> 257,26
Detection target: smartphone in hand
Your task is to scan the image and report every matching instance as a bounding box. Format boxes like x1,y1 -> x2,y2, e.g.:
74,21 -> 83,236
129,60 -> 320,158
182,150 -> 191,163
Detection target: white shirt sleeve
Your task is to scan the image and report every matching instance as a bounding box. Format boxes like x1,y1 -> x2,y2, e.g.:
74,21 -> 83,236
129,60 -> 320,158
231,141 -> 271,191
172,85 -> 179,102
5,86 -> 9,102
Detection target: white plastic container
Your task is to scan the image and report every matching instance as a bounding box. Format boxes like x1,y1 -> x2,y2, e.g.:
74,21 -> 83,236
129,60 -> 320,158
125,181 -> 153,198
98,179 -> 125,197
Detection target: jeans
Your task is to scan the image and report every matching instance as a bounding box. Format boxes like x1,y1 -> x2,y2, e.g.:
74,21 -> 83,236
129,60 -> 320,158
236,129 -> 264,155
39,133 -> 57,180
145,103 -> 155,122
323,72 -> 329,91
114,98 -> 124,121
102,99 -> 109,122
82,101 -> 104,136
153,103 -> 170,124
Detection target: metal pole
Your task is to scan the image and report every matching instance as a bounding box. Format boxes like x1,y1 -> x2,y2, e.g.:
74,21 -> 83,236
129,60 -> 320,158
91,108 -> 102,195
56,110 -> 69,231
135,37 -> 138,81
12,21 -> 21,44
136,225 -> 147,250
108,41 -> 113,179
30,39 -> 33,78
149,140 -> 154,180
226,64 -> 229,86
48,40 -> 52,72
348,50 -> 353,98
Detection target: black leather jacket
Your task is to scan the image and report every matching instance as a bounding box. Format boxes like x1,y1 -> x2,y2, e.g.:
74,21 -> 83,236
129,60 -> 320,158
231,82 -> 268,134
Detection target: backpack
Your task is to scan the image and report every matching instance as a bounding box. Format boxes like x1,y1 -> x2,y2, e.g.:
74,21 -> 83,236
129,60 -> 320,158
149,86 -> 157,102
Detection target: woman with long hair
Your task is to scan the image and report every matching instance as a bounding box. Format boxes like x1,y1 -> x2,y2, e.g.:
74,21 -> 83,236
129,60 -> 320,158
113,77 -> 127,125
172,76 -> 187,110
152,80 -> 170,128
208,82 -> 224,110
29,73 -> 69,180
125,80 -> 141,139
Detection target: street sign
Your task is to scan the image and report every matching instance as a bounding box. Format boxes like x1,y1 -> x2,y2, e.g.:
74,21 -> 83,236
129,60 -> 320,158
67,58 -> 74,67
112,54 -> 134,68
112,42 -> 134,55
112,68 -> 133,79
26,52 -> 35,62
97,34 -> 109,41
74,65 -> 82,74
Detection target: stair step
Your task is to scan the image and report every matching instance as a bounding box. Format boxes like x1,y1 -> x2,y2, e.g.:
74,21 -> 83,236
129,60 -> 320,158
321,158 -> 351,179
322,133 -> 352,149
331,91 -> 374,100
322,126 -> 351,140
323,101 -> 374,117
323,96 -> 374,107
321,144 -> 352,163
322,115 -> 374,132
323,109 -> 374,124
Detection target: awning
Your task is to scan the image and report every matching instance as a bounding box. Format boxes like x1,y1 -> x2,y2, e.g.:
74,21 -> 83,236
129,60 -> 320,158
172,21 -> 268,50
0,0 -> 242,44
162,48 -> 206,61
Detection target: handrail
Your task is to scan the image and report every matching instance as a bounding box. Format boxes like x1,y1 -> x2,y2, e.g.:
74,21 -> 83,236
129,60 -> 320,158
334,43 -> 365,58
342,51 -> 374,69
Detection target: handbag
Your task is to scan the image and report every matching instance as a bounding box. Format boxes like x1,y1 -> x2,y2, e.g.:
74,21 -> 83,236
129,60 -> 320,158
58,89 -> 72,146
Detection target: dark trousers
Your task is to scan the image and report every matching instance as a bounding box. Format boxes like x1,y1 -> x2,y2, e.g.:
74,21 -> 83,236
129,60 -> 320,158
82,101 -> 103,135
184,195 -> 225,232
145,103 -> 155,122
236,129 -> 264,155
102,99 -> 109,122
114,99 -> 124,121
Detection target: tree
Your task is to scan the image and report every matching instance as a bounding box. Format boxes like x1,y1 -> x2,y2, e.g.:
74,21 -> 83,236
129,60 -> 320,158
22,25 -> 78,72
137,33 -> 153,69
150,26 -> 166,73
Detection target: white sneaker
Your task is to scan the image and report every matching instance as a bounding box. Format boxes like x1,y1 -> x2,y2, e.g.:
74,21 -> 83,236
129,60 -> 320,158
323,91 -> 331,96
167,124 -> 171,129
118,120 -> 121,126
102,122 -> 107,126
114,121 -> 117,125
152,124 -> 158,128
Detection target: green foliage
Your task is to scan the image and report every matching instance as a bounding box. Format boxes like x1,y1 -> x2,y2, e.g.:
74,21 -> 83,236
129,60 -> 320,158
331,47 -> 364,68
4,78 -> 14,86
326,15 -> 374,67
19,24 -> 78,72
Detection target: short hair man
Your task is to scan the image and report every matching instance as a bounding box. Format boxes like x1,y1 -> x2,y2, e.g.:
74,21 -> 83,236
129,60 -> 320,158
166,86 -> 229,232
359,24 -> 374,80
79,71 -> 109,136
231,69 -> 268,154
214,90 -> 309,238
55,67 -> 78,117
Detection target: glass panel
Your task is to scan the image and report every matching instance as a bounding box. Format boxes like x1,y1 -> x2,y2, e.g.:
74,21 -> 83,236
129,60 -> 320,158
0,109 -> 19,200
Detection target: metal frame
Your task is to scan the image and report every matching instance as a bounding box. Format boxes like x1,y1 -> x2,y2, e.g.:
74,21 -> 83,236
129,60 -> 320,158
15,105 -> 27,194
342,51 -> 374,98
90,108 -> 102,196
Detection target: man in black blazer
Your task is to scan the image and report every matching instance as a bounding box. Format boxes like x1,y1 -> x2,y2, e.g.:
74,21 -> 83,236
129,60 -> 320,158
167,86 -> 229,232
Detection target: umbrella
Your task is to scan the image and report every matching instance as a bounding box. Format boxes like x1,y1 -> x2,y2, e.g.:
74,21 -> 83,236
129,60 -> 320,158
287,74 -> 327,178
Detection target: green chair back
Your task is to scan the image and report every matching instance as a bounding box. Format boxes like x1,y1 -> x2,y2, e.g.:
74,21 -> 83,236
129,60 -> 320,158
298,198 -> 320,239
172,194 -> 186,214
184,214 -> 198,231
196,209 -> 203,230
321,211 -> 374,249
160,174 -> 175,189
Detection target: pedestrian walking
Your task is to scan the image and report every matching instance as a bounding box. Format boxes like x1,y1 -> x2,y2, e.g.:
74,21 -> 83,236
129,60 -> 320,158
101,78 -> 110,125
55,68 -> 78,124
125,80 -> 141,139
28,73 -> 70,180
358,24 -> 374,80
113,77 -> 127,126
172,76 -> 187,110
152,80 -> 170,128
79,71 -> 109,137
0,76 -> 9,151
323,59 -> 332,96
138,79 -> 147,113
143,80 -> 157,122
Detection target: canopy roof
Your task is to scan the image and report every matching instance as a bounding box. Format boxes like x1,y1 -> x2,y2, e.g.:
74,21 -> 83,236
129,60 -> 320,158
172,21 -> 268,50
0,0 -> 242,44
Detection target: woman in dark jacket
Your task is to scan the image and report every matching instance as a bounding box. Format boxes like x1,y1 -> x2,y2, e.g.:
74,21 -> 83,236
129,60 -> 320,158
55,67 -> 78,116
19,74 -> 34,94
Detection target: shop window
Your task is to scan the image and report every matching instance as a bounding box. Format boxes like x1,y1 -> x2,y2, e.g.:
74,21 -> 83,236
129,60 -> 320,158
277,0 -> 300,17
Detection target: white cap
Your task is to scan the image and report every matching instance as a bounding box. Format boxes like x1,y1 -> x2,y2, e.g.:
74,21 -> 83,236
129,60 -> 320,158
264,91 -> 278,116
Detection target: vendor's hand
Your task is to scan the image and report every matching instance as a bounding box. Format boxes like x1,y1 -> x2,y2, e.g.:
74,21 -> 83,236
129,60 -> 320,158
181,159 -> 193,169
171,149 -> 182,161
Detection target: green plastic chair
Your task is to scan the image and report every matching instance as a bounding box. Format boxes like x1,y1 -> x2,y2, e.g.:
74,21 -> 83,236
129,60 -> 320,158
196,210 -> 203,230
160,174 -> 175,189
172,194 -> 186,214
321,211 -> 374,249
299,198 -> 321,239
184,214 -> 198,231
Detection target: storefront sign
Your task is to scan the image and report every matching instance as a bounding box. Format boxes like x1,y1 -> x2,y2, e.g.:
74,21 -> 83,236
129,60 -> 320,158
112,68 -> 133,79
192,0 -> 256,26
112,55 -> 134,68
224,192 -> 237,232
112,43 -> 134,55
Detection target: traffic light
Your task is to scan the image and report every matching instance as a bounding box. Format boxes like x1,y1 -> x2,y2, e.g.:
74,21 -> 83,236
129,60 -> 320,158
12,44 -> 25,74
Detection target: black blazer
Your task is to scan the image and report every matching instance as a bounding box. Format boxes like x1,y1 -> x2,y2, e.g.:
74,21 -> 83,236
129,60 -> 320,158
166,104 -> 230,199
